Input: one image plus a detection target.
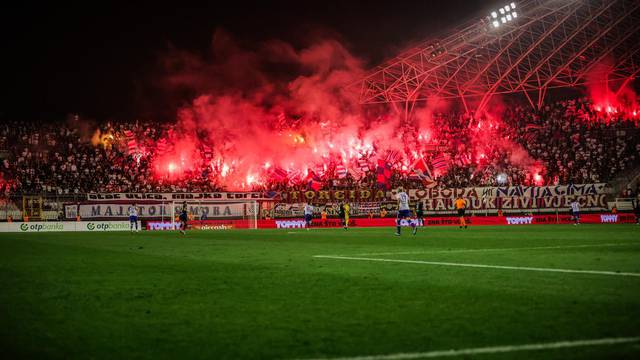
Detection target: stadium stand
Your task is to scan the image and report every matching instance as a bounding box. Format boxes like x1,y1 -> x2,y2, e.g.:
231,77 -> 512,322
1,98 -> 638,200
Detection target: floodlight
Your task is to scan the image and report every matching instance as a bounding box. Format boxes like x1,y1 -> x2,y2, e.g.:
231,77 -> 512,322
489,3 -> 517,30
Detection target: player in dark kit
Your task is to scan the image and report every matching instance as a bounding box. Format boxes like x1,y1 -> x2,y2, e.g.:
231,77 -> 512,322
338,203 -> 346,229
179,201 -> 188,235
416,201 -> 424,226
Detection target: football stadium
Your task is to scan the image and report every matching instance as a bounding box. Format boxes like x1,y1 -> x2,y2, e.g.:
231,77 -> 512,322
2,1 -> 640,359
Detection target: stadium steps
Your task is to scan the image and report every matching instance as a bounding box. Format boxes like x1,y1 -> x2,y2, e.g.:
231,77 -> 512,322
605,164 -> 640,210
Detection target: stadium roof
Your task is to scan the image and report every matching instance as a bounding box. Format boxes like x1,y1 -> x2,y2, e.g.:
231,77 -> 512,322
355,0 -> 640,114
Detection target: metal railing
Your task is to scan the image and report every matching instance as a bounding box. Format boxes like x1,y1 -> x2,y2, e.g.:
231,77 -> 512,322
0,193 -> 86,221
613,198 -> 638,211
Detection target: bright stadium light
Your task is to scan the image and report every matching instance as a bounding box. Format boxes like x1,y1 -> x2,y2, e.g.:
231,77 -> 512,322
489,3 -> 518,29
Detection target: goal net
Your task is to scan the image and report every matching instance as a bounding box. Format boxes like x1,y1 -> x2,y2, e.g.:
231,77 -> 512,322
170,200 -> 259,229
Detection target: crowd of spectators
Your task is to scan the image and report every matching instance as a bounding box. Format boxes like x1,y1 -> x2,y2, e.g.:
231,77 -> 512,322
0,120 -> 224,195
504,98 -> 639,185
0,97 -> 639,196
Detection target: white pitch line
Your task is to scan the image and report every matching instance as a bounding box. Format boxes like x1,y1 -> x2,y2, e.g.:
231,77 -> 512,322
313,255 -> 640,277
354,242 -> 639,256
300,336 -> 640,360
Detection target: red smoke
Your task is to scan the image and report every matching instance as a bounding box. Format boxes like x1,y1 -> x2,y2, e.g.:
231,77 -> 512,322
151,32 -> 408,189
146,31 -> 553,189
586,57 -> 638,118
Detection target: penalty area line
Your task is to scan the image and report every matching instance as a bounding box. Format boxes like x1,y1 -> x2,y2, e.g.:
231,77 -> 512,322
299,336 -> 640,360
313,255 -> 640,277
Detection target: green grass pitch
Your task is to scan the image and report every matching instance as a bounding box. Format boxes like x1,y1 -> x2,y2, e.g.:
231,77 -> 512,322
0,225 -> 639,359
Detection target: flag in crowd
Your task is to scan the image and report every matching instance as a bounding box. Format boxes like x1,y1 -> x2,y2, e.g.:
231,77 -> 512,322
349,166 -> 363,179
345,157 -> 370,179
385,150 -> 402,165
409,158 -> 436,188
287,169 -> 303,185
127,140 -> 137,155
305,169 -> 323,191
357,158 -> 370,173
431,153 -> 448,170
335,163 -> 348,179
272,168 -> 288,181
156,138 -> 168,155
458,153 -> 472,166
376,159 -> 392,190
123,130 -> 137,155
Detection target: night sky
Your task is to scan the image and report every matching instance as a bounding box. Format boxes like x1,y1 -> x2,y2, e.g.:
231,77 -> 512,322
3,0 -> 487,122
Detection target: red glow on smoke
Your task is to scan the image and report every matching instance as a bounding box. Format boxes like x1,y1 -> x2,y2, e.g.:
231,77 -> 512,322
147,35 -> 405,189
126,32 -> 609,189
527,161 -> 546,186
152,146 -> 198,180
586,57 -> 638,120
533,173 -> 543,186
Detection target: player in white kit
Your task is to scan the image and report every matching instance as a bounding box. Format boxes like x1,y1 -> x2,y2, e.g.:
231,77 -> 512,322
570,199 -> 580,225
128,204 -> 140,232
394,187 -> 416,236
